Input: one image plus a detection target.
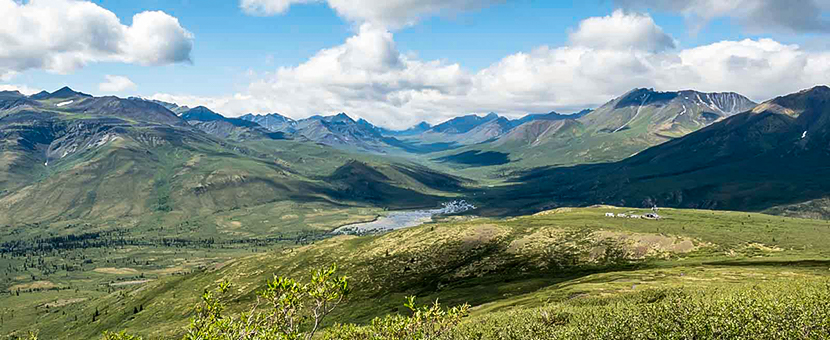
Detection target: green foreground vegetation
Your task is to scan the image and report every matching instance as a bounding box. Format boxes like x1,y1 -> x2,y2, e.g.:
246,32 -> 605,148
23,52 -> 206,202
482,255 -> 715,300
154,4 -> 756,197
3,207 -> 830,339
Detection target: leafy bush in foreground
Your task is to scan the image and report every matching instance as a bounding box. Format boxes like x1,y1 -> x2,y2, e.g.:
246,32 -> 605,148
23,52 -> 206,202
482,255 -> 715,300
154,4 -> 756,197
446,280 -> 830,340
102,264 -> 467,340
99,266 -> 830,340
184,264 -> 350,340
325,296 -> 469,340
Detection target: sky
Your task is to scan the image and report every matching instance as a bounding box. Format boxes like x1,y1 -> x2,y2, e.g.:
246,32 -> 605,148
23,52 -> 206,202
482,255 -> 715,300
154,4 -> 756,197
1,0 -> 830,129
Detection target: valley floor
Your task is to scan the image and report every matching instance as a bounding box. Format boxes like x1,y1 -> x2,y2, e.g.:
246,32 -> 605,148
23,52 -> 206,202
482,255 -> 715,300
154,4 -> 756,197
3,207 -> 830,339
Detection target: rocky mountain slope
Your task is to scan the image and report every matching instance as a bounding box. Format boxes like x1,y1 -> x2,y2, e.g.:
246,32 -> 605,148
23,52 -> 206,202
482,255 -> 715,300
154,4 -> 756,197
579,88 -> 755,138
240,112 -> 297,133
485,86 -> 830,214
181,106 -> 286,140
432,89 -> 756,170
0,88 -> 473,225
242,112 -> 405,153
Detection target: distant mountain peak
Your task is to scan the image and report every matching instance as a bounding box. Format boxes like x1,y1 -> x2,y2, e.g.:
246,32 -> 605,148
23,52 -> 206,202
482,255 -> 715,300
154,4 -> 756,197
414,121 -> 431,129
181,106 -> 225,122
0,90 -> 38,110
614,88 -> 677,109
30,91 -> 50,100
239,113 -> 296,134
0,90 -> 23,97
609,88 -> 755,116
799,85 -> 830,96
48,86 -> 92,99
378,121 -> 432,137
753,85 -> 830,118
242,112 -> 293,122
331,112 -> 354,122
620,87 -> 658,98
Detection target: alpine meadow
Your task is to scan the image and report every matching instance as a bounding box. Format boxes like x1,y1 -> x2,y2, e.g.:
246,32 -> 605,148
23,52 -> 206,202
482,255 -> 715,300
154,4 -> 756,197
2,0 -> 830,339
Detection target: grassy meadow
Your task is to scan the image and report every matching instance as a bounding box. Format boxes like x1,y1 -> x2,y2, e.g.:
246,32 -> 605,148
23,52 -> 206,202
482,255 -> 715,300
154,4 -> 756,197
4,207 -> 828,339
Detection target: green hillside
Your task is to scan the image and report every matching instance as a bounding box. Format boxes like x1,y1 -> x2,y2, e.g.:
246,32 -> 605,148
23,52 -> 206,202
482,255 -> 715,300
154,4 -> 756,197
2,87 -> 830,339
479,86 -> 830,215
7,207 -> 830,339
428,89 -> 756,180
0,91 -> 475,227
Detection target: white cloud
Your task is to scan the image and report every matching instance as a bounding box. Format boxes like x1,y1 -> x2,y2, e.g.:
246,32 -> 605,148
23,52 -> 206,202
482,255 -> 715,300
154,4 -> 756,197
668,39 -> 830,98
0,84 -> 41,96
0,0 -> 194,76
175,23 -> 470,127
122,11 -> 195,66
240,0 -> 498,28
155,11 -> 830,129
99,75 -> 137,93
469,38 -> 830,115
569,10 -> 676,52
616,0 -> 830,33
241,0 -> 317,16
149,93 -> 243,111
0,72 -> 17,82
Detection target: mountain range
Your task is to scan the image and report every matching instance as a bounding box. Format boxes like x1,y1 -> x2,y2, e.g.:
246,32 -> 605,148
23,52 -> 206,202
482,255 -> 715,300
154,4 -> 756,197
239,108 -> 596,153
4,85 -> 830,224
432,89 -> 757,170
0,87 -> 469,225
484,85 -> 830,215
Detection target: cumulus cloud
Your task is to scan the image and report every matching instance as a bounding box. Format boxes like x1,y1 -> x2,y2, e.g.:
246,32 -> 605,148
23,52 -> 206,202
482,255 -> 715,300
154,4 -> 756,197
149,93 -> 246,111
615,0 -> 830,33
240,0 -> 316,16
159,23 -> 470,127
569,10 -> 676,52
0,0 -> 194,76
241,0 -> 498,28
155,11 -> 830,129
0,70 -> 17,82
99,75 -> 137,93
469,38 -> 830,116
0,84 -> 41,96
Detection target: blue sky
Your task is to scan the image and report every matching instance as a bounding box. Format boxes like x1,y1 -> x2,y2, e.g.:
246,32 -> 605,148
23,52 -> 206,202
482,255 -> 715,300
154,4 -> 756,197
2,0 -> 829,128
5,0 -> 760,96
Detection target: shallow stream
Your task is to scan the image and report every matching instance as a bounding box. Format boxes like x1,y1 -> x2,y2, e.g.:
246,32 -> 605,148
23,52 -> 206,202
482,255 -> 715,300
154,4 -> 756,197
333,200 -> 475,234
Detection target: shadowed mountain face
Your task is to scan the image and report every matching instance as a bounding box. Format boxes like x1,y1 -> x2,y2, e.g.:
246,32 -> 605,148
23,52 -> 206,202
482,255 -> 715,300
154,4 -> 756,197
36,86 -> 93,100
482,86 -> 830,215
181,106 -> 286,140
434,150 -> 510,167
0,91 -> 39,111
433,89 -> 756,169
325,160 -> 470,207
